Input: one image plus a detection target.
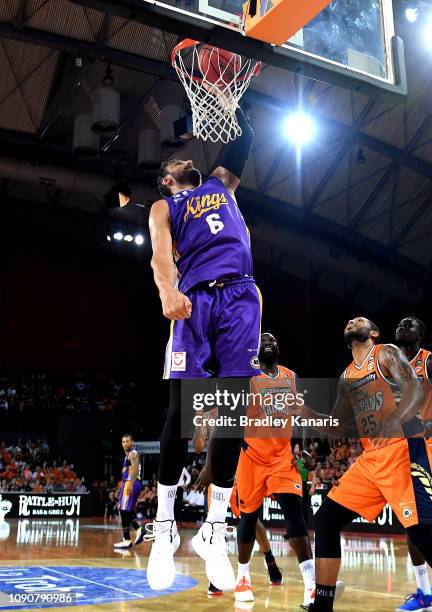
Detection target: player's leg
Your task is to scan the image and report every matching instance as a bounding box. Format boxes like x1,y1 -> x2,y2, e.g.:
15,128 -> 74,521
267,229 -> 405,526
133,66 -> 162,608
275,493 -> 314,604
383,438 -> 432,612
407,536 -> 432,604
192,279 -> 261,590
146,379 -> 187,589
397,532 -> 432,612
114,510 -> 133,548
310,453 -> 385,611
309,497 -> 359,612
235,506 -> 262,602
255,518 -> 283,585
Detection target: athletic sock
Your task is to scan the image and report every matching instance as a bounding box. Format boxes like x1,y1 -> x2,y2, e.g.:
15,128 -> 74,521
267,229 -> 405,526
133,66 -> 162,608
237,562 -> 250,579
313,584 -> 335,611
206,485 -> 232,523
156,483 -> 177,521
264,550 -> 275,564
413,563 -> 431,595
299,558 -> 316,590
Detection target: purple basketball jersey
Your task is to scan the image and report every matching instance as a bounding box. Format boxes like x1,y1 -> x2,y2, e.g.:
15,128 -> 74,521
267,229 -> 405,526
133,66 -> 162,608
166,176 -> 253,292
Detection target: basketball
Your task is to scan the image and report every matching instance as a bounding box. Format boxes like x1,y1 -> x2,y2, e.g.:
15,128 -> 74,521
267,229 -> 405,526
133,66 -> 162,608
198,44 -> 242,84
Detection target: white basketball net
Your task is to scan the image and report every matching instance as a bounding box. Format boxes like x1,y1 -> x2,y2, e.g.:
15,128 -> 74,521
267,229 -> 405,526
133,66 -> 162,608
172,39 -> 261,143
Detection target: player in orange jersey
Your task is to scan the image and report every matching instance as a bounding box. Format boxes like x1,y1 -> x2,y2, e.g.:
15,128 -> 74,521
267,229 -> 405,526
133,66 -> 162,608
396,316 -> 432,612
292,317 -> 430,612
233,333 -> 316,607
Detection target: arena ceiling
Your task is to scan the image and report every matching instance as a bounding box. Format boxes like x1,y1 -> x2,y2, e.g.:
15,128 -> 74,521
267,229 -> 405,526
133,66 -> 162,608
0,0 -> 432,311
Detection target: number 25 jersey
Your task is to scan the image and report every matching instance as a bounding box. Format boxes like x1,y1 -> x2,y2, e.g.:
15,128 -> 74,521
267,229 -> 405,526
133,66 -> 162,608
165,176 -> 253,292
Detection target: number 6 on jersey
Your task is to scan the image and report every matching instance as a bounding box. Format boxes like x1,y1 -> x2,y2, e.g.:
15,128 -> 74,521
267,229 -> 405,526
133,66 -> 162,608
206,213 -> 224,234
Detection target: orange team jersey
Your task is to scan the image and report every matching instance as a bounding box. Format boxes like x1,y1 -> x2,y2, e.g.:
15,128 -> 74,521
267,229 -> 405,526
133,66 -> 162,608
243,365 -> 296,467
342,344 -> 424,452
410,348 -> 432,421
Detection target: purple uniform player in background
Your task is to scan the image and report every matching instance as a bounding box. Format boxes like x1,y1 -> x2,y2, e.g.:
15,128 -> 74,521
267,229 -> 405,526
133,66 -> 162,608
147,106 -> 261,592
114,434 -> 143,550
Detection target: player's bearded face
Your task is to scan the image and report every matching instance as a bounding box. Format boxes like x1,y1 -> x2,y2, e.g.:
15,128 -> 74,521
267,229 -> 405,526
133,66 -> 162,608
170,166 -> 201,188
258,340 -> 279,364
344,324 -> 370,346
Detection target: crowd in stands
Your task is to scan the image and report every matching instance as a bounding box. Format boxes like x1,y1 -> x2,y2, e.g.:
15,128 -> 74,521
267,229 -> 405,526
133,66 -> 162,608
0,371 -> 139,417
302,438 -> 363,493
0,438 -> 87,494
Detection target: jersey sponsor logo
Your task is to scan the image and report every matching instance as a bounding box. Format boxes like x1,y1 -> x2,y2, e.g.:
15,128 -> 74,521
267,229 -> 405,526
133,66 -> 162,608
183,192 -> 228,222
171,351 -> 186,372
345,372 -> 377,391
250,356 -> 260,369
402,506 -> 413,519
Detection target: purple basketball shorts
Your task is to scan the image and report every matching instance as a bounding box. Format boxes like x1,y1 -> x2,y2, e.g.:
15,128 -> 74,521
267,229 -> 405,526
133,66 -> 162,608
118,480 -> 142,512
164,277 -> 262,379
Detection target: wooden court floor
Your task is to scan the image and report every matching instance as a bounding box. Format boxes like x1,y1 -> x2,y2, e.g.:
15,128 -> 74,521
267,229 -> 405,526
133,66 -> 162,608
0,518 -> 421,611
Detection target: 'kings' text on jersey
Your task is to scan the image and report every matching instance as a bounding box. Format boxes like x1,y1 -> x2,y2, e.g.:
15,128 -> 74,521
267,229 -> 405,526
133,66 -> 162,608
166,176 -> 253,292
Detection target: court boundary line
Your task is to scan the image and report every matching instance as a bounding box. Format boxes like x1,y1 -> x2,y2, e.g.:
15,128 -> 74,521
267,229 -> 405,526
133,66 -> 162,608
38,566 -> 148,599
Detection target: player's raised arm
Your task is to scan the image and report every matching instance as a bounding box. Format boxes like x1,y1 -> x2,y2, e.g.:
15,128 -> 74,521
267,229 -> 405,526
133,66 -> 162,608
149,199 -> 192,320
210,106 -> 254,193
379,344 -> 424,425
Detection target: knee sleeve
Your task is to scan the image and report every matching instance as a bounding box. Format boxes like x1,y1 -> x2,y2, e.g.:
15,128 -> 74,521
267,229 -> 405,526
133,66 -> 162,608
159,380 -> 188,485
238,507 -> 261,544
314,497 -> 359,558
407,524 -> 432,567
275,494 -> 308,538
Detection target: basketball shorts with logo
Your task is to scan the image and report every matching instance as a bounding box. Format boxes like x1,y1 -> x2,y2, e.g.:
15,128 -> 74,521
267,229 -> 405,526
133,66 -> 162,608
118,480 -> 142,512
328,437 -> 432,527
164,277 -> 262,379
236,448 -> 303,514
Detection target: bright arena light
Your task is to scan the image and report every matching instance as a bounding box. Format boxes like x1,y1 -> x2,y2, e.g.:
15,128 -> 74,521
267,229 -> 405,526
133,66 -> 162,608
405,6 -> 419,22
124,234 -> 133,242
284,111 -> 316,145
113,232 -> 123,241
135,234 -> 144,246
106,235 -> 111,242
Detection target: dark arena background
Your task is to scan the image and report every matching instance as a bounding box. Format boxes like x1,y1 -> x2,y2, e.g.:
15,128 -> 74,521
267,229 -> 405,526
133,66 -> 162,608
1,0 -> 432,611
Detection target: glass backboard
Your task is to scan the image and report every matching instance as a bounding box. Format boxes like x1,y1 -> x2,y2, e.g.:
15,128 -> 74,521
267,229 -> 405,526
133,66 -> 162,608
145,0 -> 399,88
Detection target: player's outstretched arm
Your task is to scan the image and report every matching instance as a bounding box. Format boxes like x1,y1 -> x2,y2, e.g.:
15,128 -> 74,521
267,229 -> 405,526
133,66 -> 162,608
210,106 -> 254,193
149,199 -> 192,320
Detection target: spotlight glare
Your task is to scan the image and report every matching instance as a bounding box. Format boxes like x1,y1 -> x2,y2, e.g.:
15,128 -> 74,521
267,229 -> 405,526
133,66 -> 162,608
124,234 -> 133,242
405,7 -> 418,22
135,234 -> 144,246
284,111 -> 316,145
106,235 -> 111,242
113,231 -> 123,241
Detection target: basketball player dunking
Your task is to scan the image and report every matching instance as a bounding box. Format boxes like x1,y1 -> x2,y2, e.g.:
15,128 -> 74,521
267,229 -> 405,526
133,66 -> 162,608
147,106 -> 261,591
293,317 -> 432,612
395,317 -> 432,612
114,434 -> 143,549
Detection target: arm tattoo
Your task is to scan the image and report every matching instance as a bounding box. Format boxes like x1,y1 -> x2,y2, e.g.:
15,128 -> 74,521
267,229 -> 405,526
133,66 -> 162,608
380,344 -> 417,390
